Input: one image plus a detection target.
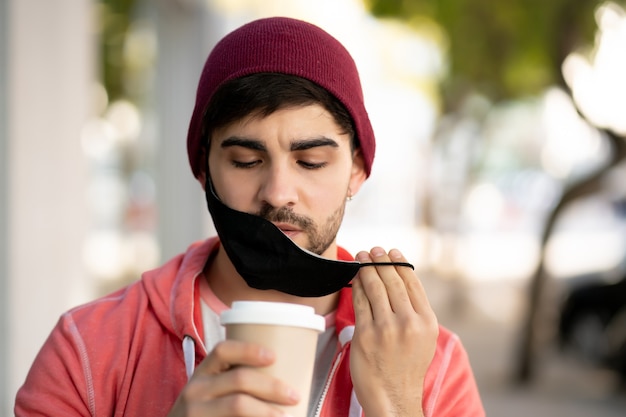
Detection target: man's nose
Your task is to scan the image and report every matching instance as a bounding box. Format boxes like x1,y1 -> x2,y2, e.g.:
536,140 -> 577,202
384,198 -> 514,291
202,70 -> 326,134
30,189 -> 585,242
257,163 -> 299,208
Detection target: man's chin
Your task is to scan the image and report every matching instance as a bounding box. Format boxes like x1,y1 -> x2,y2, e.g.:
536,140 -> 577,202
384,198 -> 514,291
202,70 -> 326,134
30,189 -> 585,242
280,231 -> 335,258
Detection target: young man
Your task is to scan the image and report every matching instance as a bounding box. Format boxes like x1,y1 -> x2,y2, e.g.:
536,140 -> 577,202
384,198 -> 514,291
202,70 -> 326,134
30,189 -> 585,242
16,17 -> 484,417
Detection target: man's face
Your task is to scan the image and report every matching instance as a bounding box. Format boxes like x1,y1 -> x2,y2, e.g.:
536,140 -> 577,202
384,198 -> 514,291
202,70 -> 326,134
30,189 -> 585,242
208,104 -> 366,259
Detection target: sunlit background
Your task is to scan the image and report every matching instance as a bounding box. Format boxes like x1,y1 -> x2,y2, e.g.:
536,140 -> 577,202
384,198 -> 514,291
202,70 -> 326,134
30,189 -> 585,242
2,0 -> 626,415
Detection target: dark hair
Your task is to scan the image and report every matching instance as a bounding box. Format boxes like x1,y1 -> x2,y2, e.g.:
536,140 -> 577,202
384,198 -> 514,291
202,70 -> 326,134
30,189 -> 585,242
201,73 -> 357,150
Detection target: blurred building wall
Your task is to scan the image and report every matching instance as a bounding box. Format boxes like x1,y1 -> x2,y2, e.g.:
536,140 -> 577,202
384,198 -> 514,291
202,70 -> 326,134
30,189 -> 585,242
2,1 -> 95,413
1,0 -> 9,413
153,0 -> 219,261
0,2 -> 221,412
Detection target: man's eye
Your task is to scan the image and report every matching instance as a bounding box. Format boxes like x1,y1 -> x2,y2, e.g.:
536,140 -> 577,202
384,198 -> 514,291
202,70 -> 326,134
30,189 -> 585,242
232,160 -> 260,168
298,161 -> 327,169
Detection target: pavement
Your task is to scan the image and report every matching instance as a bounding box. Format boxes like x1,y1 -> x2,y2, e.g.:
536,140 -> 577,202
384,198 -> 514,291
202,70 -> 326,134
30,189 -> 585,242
421,273 -> 626,417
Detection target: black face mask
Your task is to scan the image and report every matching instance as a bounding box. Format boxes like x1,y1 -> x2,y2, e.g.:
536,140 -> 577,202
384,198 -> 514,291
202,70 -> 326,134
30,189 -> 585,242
205,179 -> 413,297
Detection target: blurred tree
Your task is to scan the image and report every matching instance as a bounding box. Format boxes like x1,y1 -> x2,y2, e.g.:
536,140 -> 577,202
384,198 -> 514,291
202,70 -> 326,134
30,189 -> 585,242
366,0 -> 599,106
98,0 -> 138,103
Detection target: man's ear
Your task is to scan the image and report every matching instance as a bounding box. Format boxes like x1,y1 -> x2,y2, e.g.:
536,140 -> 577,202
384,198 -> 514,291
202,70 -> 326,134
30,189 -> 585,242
197,146 -> 209,191
348,148 -> 367,196
197,171 -> 207,191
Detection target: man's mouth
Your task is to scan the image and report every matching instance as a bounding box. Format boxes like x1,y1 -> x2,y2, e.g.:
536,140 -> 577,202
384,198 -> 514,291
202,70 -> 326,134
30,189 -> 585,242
273,222 -> 302,238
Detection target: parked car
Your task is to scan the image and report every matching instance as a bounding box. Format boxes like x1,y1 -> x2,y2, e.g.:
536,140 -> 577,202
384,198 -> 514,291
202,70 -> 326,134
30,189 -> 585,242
558,270 -> 626,381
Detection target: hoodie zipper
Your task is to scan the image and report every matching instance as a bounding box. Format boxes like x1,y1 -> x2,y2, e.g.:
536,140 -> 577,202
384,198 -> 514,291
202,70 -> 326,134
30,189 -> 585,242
313,350 -> 343,417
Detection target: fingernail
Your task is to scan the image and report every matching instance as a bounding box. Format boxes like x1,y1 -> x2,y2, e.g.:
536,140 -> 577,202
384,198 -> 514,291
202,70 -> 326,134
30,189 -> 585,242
389,249 -> 402,259
356,251 -> 370,262
371,247 -> 385,257
287,387 -> 300,402
259,347 -> 273,361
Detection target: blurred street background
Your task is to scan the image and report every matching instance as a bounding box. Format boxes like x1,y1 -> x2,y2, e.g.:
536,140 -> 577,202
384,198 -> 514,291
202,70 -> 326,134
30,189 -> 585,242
2,0 -> 626,415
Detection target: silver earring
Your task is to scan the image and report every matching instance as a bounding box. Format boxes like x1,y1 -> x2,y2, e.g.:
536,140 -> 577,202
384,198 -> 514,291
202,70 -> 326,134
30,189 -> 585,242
347,189 -> 353,201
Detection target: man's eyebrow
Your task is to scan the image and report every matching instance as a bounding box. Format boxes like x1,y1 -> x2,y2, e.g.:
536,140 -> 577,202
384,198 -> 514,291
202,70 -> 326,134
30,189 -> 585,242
290,137 -> 339,151
220,136 -> 266,151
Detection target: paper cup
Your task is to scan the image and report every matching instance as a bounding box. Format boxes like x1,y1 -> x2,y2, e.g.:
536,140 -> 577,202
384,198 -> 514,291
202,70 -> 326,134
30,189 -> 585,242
221,301 -> 325,417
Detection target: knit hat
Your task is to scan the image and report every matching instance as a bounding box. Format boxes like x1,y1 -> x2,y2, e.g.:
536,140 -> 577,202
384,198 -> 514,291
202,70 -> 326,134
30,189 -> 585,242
186,16 -> 375,179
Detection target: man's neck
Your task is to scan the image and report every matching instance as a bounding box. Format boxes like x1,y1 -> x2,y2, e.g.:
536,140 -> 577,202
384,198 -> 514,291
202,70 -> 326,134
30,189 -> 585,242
204,246 -> 340,315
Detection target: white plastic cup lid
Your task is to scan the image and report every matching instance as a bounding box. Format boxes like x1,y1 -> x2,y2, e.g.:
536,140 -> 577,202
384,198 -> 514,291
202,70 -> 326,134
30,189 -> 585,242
220,301 -> 325,332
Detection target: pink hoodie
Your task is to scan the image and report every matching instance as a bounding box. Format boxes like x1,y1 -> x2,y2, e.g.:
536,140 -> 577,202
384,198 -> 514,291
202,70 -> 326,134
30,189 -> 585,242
15,238 -> 484,416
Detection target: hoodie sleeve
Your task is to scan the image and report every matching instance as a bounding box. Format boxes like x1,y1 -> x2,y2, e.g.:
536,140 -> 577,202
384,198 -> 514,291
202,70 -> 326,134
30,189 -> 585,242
15,313 -> 95,416
422,330 -> 485,417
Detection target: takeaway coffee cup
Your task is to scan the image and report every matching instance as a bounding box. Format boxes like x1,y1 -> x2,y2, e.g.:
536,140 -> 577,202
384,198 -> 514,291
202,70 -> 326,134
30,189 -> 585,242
220,301 -> 325,417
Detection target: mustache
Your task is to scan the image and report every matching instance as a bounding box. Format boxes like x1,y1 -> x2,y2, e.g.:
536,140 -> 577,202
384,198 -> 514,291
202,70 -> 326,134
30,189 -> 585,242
257,204 -> 314,230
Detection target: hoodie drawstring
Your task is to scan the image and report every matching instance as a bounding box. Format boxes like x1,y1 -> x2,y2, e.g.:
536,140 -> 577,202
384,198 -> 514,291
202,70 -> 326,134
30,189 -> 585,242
182,335 -> 196,380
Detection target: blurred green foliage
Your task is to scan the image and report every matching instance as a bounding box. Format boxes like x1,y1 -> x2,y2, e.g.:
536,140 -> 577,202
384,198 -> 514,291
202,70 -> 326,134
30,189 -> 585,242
97,0 -> 137,104
365,0 -> 606,107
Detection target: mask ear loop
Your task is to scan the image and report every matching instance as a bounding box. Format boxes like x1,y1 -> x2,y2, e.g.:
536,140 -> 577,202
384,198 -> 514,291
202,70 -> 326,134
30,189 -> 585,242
359,262 -> 414,269
203,139 -> 210,191
344,261 -> 414,287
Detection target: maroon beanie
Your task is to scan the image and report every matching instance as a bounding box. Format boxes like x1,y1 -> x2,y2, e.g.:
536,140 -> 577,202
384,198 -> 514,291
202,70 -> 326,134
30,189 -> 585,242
186,16 -> 375,179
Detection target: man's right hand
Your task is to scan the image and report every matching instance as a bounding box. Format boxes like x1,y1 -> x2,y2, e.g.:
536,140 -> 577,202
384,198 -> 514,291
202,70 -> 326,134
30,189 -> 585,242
167,340 -> 300,417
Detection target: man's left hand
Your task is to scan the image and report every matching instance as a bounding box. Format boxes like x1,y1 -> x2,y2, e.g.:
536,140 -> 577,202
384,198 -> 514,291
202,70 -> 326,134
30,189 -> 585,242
351,247 -> 439,417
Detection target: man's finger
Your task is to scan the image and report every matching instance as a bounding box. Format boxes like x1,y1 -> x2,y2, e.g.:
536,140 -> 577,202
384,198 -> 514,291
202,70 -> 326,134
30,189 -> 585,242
194,340 -> 275,376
